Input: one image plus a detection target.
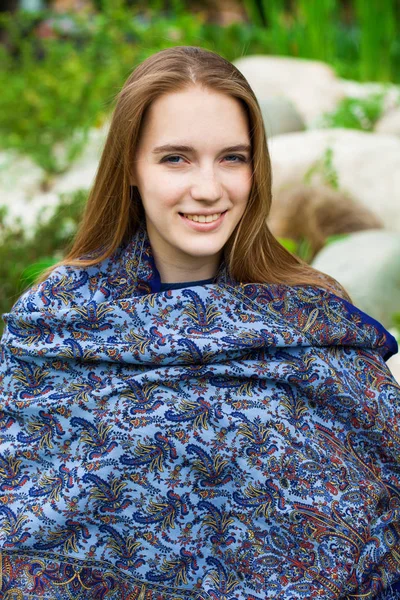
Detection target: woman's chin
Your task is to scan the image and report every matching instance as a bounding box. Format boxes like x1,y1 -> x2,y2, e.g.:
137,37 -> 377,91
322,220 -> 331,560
177,233 -> 227,254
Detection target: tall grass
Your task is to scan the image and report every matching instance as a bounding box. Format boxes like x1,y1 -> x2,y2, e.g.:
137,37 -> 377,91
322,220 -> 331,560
296,0 -> 337,63
262,0 -> 288,55
1,0 -> 399,176
355,0 -> 397,81
242,0 -> 400,82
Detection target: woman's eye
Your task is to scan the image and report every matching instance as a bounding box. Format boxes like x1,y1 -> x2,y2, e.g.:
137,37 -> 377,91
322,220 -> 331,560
161,155 -> 184,164
224,154 -> 247,163
160,154 -> 248,165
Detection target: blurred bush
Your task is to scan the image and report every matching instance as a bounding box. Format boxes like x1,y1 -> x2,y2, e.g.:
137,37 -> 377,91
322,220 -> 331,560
0,3 -> 205,173
1,1 -> 400,174
242,0 -> 400,82
320,93 -> 388,132
0,190 -> 86,332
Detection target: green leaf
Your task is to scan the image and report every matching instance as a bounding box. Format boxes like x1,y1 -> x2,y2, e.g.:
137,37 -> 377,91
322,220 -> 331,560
20,257 -> 59,288
278,237 -> 298,254
325,233 -> 350,246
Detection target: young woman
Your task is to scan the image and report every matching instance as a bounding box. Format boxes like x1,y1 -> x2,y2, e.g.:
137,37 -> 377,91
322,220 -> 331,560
1,46 -> 399,600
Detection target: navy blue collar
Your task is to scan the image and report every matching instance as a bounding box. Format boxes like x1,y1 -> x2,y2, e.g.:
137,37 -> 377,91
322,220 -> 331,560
159,278 -> 215,292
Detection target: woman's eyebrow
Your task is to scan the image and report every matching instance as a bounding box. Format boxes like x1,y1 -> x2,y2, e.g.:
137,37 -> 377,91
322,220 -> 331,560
152,143 -> 251,154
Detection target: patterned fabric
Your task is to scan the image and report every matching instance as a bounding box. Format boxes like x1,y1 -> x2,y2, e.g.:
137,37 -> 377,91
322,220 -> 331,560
1,222 -> 400,600
376,584 -> 400,600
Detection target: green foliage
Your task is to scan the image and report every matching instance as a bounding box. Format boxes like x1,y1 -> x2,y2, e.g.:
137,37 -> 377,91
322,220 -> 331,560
296,0 -> 337,64
296,238 -> 313,263
20,257 -> 60,289
320,93 -> 387,132
304,148 -> 340,190
278,237 -> 297,255
1,2 -> 400,175
0,0 -> 400,174
278,237 -> 312,263
0,190 -> 86,333
242,0 -> 400,82
279,232 -> 350,268
1,14 -> 105,173
354,0 -> 397,82
324,233 -> 350,246
0,4 -> 205,174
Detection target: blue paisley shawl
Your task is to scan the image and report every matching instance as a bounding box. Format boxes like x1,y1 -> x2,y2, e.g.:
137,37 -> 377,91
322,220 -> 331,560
1,222 -> 400,600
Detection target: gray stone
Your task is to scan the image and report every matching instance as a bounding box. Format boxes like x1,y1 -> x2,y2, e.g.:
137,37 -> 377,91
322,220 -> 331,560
311,230 -> 400,329
0,122 -> 110,235
234,55 -> 344,124
338,79 -> 400,113
0,150 -> 46,230
269,129 -> 400,232
375,108 -> 400,137
53,120 -> 109,195
269,184 -> 383,259
259,97 -> 305,137
387,353 -> 400,384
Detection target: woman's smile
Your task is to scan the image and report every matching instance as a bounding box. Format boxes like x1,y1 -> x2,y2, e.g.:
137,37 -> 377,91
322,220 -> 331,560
179,210 -> 227,231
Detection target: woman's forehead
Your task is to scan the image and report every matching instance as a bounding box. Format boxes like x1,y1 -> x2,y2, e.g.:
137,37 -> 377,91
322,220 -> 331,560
139,87 -> 250,148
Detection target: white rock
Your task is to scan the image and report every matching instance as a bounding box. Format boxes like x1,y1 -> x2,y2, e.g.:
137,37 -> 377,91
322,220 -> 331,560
387,353 -> 400,384
0,151 -> 47,229
268,129 -> 400,231
53,121 -> 109,195
234,55 -> 344,124
259,97 -> 305,137
52,161 -> 98,196
338,79 -> 400,111
311,230 -> 400,329
0,121 -> 110,233
375,108 -> 400,137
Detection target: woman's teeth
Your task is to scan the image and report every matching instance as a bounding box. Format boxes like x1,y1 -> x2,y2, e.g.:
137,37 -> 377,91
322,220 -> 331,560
183,213 -> 222,223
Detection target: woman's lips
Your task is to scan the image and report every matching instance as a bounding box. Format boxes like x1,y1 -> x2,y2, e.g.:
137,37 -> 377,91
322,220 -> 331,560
179,211 -> 227,232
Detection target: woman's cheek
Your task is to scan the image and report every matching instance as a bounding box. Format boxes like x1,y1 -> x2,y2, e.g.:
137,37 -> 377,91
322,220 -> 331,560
230,178 -> 251,204
160,181 -> 189,204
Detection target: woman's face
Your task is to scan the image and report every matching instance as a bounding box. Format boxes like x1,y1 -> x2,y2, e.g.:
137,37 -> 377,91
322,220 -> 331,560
132,85 -> 252,281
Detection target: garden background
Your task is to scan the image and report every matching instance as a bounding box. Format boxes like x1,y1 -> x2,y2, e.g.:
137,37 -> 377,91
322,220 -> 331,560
1,0 -> 400,372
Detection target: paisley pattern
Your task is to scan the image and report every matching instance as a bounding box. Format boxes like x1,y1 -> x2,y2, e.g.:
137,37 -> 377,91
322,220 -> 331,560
1,222 -> 400,599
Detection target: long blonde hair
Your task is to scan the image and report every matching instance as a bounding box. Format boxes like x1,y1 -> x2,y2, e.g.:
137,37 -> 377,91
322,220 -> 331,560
50,46 -> 349,299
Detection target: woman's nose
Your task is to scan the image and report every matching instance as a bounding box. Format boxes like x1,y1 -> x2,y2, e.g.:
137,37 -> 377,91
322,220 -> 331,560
190,169 -> 223,202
